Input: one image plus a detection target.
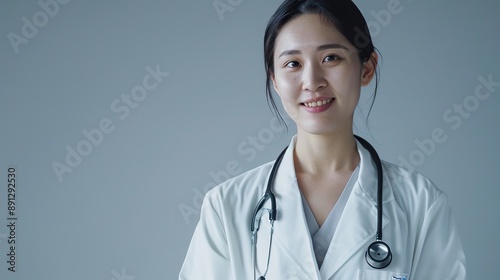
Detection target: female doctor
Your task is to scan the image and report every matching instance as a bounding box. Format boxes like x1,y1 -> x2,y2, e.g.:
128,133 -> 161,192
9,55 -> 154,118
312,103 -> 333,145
179,0 -> 466,279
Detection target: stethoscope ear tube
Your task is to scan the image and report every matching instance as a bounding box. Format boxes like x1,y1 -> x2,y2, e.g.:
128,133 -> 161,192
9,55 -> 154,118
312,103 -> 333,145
251,194 -> 274,232
250,147 -> 287,231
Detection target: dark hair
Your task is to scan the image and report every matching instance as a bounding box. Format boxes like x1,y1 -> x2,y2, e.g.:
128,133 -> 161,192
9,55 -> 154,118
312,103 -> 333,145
264,0 -> 380,129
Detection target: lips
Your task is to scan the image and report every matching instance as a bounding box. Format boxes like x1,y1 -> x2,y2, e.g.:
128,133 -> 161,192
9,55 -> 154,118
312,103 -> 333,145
302,98 -> 334,108
301,97 -> 335,113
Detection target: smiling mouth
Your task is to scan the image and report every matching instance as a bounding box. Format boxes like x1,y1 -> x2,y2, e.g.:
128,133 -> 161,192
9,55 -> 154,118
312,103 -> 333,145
302,98 -> 334,108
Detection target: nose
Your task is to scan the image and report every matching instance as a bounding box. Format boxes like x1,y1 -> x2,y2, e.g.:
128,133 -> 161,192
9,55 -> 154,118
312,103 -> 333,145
302,63 -> 327,92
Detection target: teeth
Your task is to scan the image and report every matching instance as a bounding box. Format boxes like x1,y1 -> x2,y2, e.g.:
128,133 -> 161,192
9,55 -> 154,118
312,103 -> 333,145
304,98 -> 333,108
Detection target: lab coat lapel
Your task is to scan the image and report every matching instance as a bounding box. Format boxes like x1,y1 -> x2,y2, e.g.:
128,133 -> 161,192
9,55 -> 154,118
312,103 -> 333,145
320,139 -> 393,279
270,137 -> 321,279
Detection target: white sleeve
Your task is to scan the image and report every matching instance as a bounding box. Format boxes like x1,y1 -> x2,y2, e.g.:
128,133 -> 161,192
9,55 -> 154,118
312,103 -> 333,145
410,192 -> 467,279
179,191 -> 232,280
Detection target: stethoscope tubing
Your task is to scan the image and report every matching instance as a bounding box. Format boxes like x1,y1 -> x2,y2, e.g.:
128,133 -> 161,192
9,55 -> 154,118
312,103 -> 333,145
250,147 -> 285,231
251,135 -> 392,277
353,135 -> 384,241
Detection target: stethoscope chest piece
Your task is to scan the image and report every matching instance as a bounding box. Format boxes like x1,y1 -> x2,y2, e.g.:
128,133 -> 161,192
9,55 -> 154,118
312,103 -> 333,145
365,240 -> 392,269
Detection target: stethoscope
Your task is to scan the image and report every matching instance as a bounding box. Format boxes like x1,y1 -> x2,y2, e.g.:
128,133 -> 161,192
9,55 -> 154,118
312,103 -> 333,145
250,135 -> 392,279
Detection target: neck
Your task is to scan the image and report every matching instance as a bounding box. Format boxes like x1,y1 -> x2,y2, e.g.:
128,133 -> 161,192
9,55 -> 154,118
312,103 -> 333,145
294,129 -> 359,175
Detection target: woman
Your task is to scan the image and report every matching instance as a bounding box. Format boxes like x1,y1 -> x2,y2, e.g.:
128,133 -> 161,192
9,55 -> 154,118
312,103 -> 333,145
179,0 -> 466,279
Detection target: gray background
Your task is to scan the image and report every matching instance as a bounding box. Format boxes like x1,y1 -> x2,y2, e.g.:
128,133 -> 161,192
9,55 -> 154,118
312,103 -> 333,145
1,0 -> 499,279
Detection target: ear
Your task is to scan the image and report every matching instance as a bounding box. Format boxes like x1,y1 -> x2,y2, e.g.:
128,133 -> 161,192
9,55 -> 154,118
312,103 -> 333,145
360,52 -> 378,86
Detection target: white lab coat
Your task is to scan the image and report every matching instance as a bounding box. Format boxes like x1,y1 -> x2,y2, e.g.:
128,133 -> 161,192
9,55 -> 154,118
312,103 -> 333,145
179,137 -> 466,279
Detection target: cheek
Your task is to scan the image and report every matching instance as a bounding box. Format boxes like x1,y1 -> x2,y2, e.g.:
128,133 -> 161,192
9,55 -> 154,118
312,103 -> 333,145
331,68 -> 362,92
273,76 -> 300,115
275,73 -> 299,97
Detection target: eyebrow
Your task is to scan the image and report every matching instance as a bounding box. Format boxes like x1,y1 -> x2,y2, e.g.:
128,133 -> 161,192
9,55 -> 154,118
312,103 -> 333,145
278,43 -> 348,58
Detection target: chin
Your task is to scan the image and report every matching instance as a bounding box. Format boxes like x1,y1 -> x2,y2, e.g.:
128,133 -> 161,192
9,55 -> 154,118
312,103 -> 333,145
297,119 -> 351,136
299,125 -> 338,136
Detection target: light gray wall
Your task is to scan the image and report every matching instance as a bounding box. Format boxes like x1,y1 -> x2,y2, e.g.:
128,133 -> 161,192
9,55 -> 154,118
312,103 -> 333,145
0,0 -> 498,279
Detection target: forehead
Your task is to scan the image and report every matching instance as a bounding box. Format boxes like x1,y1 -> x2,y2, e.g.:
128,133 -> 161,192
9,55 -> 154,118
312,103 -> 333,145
274,13 -> 353,54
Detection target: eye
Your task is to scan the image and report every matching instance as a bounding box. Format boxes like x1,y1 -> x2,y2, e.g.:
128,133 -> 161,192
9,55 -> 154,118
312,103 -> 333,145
285,60 -> 301,68
323,54 -> 341,62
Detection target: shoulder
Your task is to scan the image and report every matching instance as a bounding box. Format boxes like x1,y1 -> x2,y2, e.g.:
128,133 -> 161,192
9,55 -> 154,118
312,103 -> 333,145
198,161 -> 275,229
381,161 -> 446,211
204,160 -> 275,204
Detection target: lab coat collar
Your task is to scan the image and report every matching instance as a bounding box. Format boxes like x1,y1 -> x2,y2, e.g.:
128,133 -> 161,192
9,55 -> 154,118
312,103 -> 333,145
267,135 -> 394,279
354,137 -> 395,205
320,137 -> 394,278
270,136 -> 320,279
